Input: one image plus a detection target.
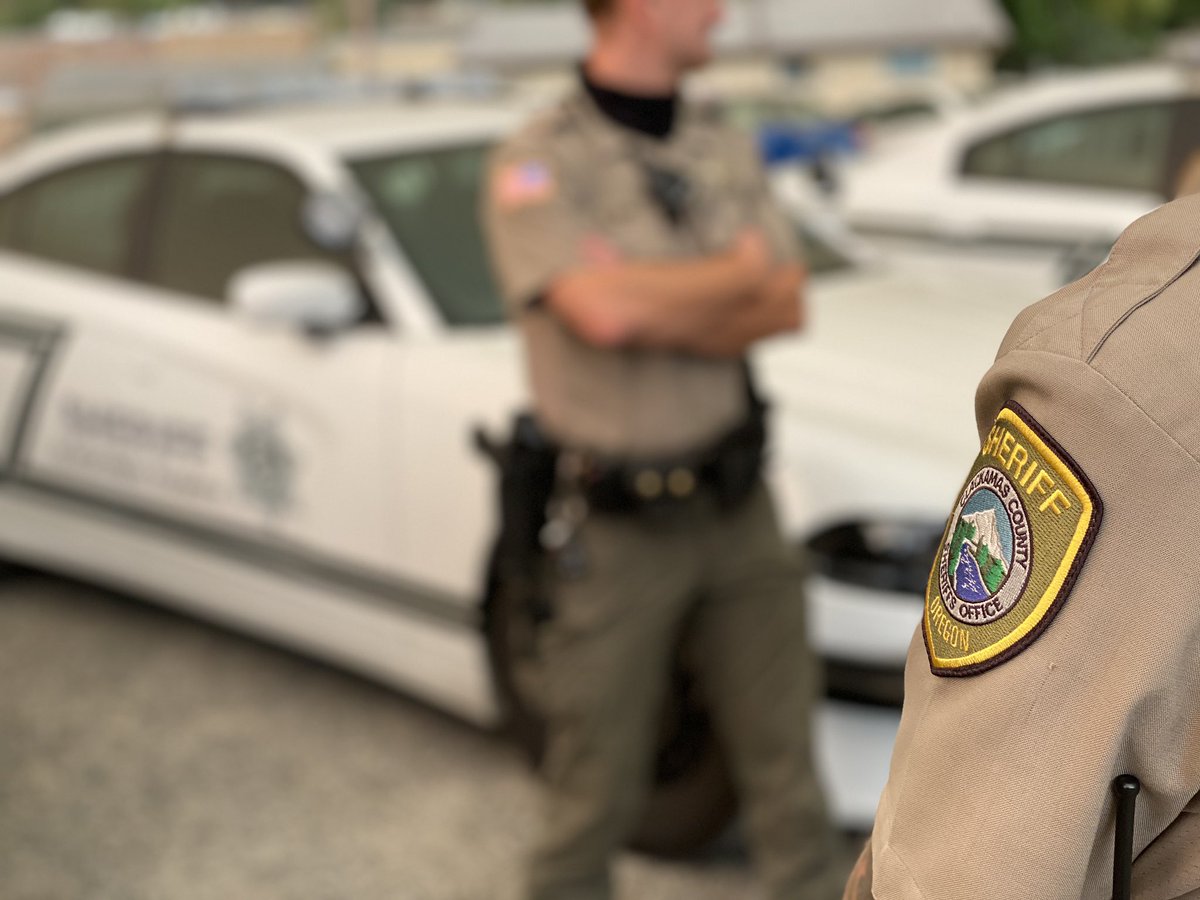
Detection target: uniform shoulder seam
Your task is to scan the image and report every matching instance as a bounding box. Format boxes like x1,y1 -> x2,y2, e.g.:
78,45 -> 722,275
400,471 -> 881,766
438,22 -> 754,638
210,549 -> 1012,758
1074,196 -> 1200,364
1007,309 -> 1084,357
1084,245 -> 1200,363
878,843 -> 931,900
1005,238 -> 1200,364
1002,263 -> 1104,362
1007,348 -> 1200,477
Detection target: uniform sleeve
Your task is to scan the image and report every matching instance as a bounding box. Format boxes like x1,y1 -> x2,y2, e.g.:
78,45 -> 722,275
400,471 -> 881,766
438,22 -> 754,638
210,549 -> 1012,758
869,346 -> 1200,899
481,136 -> 589,316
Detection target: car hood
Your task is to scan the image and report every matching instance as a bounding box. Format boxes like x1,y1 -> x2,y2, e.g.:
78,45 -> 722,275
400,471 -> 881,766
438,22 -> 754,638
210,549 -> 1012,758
834,126 -> 953,229
755,249 -> 1058,535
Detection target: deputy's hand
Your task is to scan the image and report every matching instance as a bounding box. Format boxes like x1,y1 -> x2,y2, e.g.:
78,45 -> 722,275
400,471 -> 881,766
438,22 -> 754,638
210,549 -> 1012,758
729,228 -> 772,287
763,262 -> 807,334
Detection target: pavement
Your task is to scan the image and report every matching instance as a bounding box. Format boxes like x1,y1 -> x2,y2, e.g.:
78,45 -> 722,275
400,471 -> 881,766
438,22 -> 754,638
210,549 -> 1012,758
0,571 -> 766,900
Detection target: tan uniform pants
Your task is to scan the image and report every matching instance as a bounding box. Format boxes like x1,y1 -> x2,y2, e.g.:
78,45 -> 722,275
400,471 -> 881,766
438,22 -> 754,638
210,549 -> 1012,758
525,483 -> 843,900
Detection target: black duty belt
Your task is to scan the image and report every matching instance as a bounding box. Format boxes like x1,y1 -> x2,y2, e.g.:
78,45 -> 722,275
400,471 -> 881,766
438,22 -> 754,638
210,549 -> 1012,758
564,408 -> 766,516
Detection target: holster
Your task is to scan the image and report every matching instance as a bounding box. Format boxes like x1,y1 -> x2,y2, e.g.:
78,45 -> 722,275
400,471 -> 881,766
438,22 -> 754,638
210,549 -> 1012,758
476,413 -> 559,623
705,399 -> 767,511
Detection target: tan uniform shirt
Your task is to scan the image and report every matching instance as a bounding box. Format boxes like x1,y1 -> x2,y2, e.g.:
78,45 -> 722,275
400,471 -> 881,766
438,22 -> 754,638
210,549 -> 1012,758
861,194 -> 1200,898
483,89 -> 800,458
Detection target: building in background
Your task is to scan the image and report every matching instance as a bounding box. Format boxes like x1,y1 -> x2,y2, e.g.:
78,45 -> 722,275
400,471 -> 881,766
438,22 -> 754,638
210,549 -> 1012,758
459,0 -> 1011,113
0,88 -> 25,150
0,0 -> 1011,149
0,6 -> 317,137
328,3 -> 464,81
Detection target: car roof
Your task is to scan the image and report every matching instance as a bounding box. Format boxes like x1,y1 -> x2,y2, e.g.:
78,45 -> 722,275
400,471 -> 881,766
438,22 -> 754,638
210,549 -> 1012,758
0,98 -> 533,190
208,100 -> 531,157
959,64 -> 1190,137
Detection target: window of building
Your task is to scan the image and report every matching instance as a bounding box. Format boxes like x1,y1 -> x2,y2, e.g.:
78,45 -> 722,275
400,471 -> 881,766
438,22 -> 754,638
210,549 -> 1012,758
887,50 -> 935,77
962,103 -> 1175,194
783,57 -> 812,79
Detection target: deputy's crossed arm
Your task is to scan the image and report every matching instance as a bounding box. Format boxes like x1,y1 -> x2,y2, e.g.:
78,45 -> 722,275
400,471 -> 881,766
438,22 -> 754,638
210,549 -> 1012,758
483,147 -> 804,359
544,228 -> 806,357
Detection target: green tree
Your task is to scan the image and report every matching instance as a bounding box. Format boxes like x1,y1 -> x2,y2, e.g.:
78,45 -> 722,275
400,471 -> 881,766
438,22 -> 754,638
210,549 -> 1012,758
0,0 -> 198,29
983,556 -> 1007,594
998,0 -> 1200,69
1164,0 -> 1200,29
972,543 -> 1007,594
1094,0 -> 1175,29
0,0 -> 65,29
948,519 -> 977,581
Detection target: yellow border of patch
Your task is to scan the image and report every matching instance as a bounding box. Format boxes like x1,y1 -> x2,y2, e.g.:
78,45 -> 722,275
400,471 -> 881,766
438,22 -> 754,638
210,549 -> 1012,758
924,402 -> 1102,676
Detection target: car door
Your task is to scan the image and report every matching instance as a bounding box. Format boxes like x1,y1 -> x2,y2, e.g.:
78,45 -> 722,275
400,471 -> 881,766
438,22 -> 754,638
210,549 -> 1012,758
952,100 -> 1181,245
348,139 -> 528,601
0,152 -> 158,506
1,148 -> 401,586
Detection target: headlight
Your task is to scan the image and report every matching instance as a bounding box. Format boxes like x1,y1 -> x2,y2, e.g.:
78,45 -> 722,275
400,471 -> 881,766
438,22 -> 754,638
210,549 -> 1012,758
804,517 -> 944,704
805,518 -> 944,595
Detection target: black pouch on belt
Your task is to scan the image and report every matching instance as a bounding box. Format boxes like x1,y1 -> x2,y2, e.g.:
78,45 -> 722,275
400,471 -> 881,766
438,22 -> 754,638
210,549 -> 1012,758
705,398 -> 767,511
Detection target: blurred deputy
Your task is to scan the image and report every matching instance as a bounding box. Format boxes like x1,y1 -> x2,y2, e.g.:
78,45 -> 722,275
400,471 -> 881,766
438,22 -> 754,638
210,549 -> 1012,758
844,194 -> 1200,899
481,0 -> 845,897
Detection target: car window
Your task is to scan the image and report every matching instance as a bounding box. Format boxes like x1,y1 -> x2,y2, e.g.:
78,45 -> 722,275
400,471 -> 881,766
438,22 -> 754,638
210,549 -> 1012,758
144,153 -> 350,303
796,224 -> 854,275
10,156 -> 149,275
1166,99 -> 1200,199
854,100 -> 939,128
352,143 -> 853,325
351,145 -> 505,327
0,192 -> 15,245
962,103 -> 1174,194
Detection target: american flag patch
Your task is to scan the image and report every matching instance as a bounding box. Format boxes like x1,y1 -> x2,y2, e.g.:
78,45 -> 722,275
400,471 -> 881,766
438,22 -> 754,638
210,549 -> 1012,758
495,160 -> 556,207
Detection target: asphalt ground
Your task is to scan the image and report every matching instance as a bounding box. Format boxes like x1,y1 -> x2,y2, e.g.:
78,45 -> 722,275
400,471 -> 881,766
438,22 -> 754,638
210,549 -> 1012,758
0,571 -> 767,900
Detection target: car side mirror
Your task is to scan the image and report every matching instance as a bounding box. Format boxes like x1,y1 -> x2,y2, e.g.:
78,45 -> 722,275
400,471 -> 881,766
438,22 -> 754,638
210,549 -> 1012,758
228,261 -> 365,336
302,191 -> 365,252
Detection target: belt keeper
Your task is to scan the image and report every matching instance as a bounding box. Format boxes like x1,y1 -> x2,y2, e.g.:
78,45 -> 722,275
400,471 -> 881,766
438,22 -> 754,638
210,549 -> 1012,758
634,469 -> 664,500
667,467 -> 696,498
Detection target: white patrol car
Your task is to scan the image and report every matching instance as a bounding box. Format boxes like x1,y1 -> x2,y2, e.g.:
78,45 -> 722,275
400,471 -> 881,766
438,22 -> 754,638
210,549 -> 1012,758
0,101 -> 1058,852
835,64 -> 1200,257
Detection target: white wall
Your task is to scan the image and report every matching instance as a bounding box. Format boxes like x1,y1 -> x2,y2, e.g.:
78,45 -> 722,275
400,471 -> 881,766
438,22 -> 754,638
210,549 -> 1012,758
807,47 -> 994,114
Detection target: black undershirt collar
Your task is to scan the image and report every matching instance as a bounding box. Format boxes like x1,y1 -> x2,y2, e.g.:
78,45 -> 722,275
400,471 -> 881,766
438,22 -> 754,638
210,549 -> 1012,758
581,65 -> 678,140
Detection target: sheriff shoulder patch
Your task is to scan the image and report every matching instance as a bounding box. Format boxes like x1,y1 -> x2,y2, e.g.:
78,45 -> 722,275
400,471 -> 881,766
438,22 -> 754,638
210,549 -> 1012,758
924,402 -> 1102,676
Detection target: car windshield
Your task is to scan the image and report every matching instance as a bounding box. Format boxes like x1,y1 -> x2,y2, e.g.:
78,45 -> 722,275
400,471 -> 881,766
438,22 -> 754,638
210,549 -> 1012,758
351,144 -> 506,327
796,223 -> 854,274
351,143 -> 854,327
